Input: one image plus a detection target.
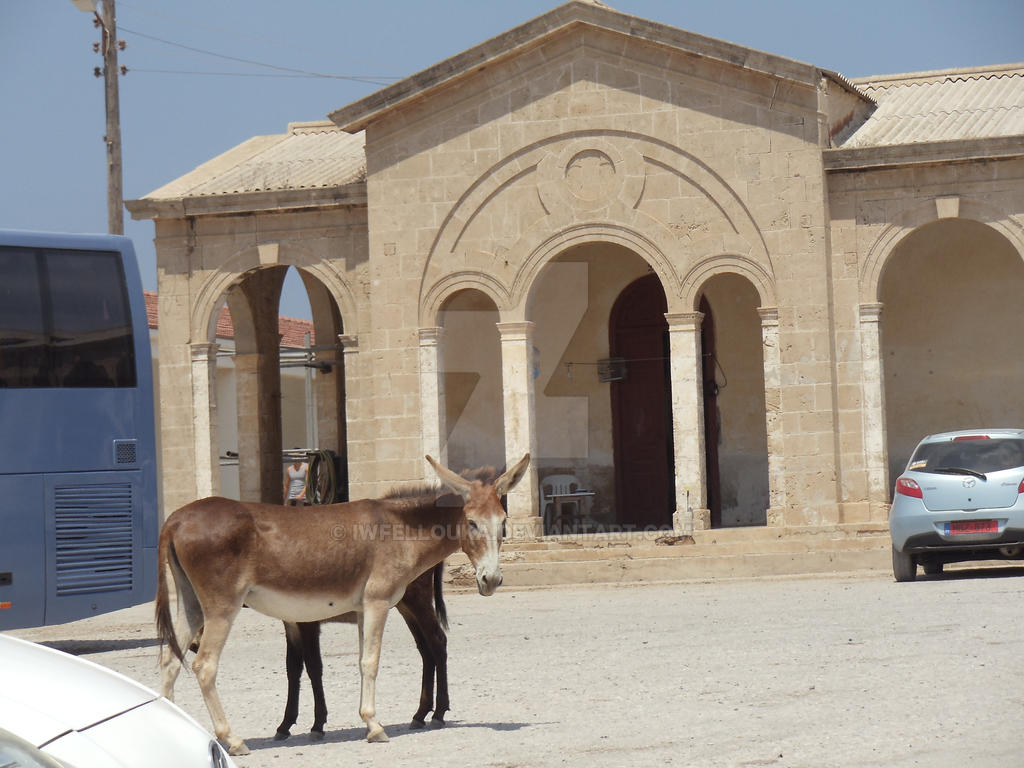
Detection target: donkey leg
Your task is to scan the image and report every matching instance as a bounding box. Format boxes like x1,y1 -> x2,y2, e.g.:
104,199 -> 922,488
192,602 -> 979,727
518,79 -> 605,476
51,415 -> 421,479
274,622 -> 304,740
302,622 -> 328,739
397,604 -> 433,728
193,611 -> 249,756
427,614 -> 449,726
159,584 -> 203,701
357,602 -> 391,743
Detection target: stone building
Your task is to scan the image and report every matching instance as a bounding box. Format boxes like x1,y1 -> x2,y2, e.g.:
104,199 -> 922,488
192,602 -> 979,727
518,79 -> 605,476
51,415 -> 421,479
126,1 -> 1024,541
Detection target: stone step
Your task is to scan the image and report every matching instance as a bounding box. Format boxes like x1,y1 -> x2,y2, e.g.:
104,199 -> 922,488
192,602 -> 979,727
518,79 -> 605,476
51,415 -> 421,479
446,547 -> 892,589
511,522 -> 889,550
442,524 -> 893,588
447,534 -> 888,567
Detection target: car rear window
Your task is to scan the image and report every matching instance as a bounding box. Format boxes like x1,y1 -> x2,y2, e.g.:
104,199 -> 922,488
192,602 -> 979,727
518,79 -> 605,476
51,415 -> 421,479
908,438 -> 1024,475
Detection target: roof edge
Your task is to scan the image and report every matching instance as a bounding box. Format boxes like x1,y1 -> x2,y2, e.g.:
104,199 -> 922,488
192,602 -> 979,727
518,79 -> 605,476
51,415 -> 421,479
852,62 -> 1024,86
824,135 -> 1024,172
126,182 -> 367,220
329,0 -> 828,133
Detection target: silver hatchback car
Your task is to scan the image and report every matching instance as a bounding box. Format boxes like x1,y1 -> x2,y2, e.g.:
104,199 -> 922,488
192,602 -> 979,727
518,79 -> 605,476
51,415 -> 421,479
890,429 -> 1024,581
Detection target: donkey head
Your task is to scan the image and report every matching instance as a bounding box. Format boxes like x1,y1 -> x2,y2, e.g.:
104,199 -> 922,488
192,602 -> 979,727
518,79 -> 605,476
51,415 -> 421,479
426,453 -> 530,596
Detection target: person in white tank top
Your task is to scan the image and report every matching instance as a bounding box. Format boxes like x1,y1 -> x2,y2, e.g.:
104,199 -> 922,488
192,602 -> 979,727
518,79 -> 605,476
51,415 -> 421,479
284,458 -> 308,506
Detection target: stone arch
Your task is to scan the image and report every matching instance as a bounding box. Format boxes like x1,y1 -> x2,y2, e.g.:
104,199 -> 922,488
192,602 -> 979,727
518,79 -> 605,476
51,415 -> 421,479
860,196 -> 1024,304
190,243 -> 359,342
507,221 -> 681,319
419,271 -> 512,328
420,129 -> 772,320
680,253 -> 778,310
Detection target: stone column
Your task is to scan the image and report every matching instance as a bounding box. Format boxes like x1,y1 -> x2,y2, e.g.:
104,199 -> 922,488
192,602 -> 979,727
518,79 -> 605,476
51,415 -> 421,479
496,321 -> 541,539
189,342 -> 220,500
418,327 -> 447,467
759,307 -> 786,526
666,312 -> 708,533
234,353 -> 261,503
859,302 -> 889,519
332,333 -> 359,501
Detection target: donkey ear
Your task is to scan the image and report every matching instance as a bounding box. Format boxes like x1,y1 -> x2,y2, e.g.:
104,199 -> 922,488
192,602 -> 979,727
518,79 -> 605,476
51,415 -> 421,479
426,455 -> 473,500
495,453 -> 531,496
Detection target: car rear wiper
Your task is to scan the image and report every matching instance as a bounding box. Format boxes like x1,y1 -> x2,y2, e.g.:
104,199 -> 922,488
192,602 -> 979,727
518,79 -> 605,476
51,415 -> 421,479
931,467 -> 988,480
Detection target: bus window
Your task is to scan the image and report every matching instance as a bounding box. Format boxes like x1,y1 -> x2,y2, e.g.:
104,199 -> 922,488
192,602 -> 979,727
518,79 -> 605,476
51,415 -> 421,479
0,247 -> 47,388
0,246 -> 136,388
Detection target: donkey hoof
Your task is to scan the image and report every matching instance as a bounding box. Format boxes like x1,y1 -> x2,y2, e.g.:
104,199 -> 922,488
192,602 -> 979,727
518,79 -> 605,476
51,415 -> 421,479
310,729 -> 325,741
409,718 -> 426,730
366,725 -> 389,743
273,729 -> 291,741
430,716 -> 446,729
228,740 -> 250,756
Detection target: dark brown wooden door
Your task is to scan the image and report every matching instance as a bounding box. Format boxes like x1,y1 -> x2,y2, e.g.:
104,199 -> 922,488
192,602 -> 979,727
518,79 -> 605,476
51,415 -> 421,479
610,274 -> 674,530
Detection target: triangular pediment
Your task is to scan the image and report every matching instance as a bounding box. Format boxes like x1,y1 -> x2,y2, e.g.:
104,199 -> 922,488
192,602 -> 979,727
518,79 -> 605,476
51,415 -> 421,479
329,0 -> 862,133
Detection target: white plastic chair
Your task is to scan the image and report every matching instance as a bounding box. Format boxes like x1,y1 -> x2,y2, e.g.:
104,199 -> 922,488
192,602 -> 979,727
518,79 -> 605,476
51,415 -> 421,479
539,474 -> 591,533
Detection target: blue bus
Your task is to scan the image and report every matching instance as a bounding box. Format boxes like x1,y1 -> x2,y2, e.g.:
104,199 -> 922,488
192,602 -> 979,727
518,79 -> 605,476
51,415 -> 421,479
0,230 -> 157,630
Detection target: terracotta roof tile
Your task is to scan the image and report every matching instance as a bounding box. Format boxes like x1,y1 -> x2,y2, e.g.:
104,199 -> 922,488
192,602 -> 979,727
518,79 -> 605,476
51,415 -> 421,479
144,290 -> 314,347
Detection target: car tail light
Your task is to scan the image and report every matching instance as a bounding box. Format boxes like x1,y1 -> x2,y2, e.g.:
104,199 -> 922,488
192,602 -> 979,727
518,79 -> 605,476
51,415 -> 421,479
1018,477 -> 1024,495
953,435 -> 990,441
896,477 -> 923,498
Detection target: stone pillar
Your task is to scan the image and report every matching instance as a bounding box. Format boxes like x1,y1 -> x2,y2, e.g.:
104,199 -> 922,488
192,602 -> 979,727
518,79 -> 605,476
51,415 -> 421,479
234,353 -> 261,503
666,312 -> 708,533
418,327 -> 447,467
496,321 -> 541,539
859,302 -> 889,519
327,333 -> 357,501
189,342 -> 220,500
759,307 -> 786,526
235,349 -> 282,503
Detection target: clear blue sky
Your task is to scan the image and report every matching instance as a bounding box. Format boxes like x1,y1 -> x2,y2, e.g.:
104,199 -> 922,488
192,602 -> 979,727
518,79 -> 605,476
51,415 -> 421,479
2,0 -> 1022,320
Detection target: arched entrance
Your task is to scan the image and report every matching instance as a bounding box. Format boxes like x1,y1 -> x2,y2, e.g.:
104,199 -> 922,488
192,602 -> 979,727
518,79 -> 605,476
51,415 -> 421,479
697,273 -> 769,528
610,273 -> 674,530
439,289 -> 504,471
881,218 -> 1024,483
211,265 -> 348,503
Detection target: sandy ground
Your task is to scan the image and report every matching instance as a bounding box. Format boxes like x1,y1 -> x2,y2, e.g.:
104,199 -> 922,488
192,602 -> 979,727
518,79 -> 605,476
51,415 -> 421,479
9,567 -> 1024,768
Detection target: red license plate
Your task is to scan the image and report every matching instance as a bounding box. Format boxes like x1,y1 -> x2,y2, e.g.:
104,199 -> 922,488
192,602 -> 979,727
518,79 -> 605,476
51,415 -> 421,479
947,520 -> 998,535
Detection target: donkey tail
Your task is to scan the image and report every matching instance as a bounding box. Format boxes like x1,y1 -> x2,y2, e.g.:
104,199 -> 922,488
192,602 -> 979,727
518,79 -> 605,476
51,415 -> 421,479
432,562 -> 449,632
155,522 -> 186,663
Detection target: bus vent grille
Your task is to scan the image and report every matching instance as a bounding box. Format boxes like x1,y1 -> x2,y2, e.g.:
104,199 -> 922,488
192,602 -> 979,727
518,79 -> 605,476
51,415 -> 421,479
54,484 -> 134,596
113,440 -> 137,465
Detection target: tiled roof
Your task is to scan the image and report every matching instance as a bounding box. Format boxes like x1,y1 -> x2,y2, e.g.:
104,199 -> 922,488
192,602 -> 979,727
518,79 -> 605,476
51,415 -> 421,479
144,291 -> 314,347
842,64 -> 1024,148
140,121 -> 365,201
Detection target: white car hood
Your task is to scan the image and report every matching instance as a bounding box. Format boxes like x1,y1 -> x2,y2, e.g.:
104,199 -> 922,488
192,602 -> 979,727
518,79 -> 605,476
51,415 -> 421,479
0,634 -> 155,746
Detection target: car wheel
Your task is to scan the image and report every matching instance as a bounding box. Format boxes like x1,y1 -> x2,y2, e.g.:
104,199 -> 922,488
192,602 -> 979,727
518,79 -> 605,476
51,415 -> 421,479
922,560 -> 944,576
892,545 -> 917,582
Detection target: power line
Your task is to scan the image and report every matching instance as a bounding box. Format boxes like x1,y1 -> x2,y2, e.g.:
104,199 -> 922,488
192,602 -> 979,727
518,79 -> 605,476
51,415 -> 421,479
116,0 -> 374,69
118,25 -> 397,84
128,68 -> 360,79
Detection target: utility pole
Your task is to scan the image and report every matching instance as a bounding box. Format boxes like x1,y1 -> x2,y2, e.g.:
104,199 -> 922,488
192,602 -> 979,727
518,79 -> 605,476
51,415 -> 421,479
73,0 -> 125,235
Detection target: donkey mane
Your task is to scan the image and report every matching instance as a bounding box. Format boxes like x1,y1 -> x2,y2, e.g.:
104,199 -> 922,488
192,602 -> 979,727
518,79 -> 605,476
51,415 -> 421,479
381,483 -> 442,501
380,465 -> 500,503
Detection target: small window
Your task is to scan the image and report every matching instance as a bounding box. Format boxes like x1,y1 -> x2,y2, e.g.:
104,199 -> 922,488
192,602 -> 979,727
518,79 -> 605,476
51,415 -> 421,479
0,246 -> 136,388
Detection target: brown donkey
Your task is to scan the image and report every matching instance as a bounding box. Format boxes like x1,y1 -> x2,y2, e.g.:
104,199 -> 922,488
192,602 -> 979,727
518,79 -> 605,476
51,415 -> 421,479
156,453 -> 529,755
274,562 -> 449,740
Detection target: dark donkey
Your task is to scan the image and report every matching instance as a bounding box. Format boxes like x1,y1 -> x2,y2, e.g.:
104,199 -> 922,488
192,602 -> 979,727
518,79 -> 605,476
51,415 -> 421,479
275,562 -> 449,740
156,453 -> 529,755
